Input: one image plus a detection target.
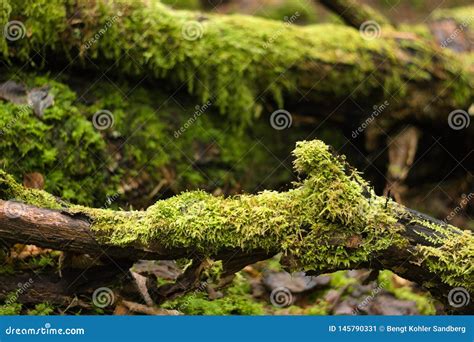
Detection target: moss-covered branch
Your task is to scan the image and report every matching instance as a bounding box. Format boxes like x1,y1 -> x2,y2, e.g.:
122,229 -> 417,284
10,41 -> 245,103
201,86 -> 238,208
2,0 -> 472,127
1,140 -> 472,310
319,0 -> 393,28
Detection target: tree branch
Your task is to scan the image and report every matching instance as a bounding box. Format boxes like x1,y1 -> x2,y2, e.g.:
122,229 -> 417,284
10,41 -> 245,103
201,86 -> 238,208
1,140 -> 472,312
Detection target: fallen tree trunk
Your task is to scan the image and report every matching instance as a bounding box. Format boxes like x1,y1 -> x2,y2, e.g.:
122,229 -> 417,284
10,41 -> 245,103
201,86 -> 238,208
2,0 -> 472,128
1,140 -> 472,312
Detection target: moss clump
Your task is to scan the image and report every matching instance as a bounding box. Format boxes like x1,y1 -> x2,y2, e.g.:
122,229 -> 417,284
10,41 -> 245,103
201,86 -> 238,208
413,221 -> 474,289
0,73 -> 111,206
378,270 -> 436,315
162,273 -> 265,315
253,0 -> 319,24
0,302 -> 22,315
1,139 -> 403,273
27,303 -> 54,315
0,69 -> 307,207
2,139 -> 472,291
4,1 -> 471,127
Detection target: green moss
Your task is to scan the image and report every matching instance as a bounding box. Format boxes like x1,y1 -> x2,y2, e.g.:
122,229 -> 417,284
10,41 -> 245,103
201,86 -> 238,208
0,69 -> 303,207
253,0 -> 319,24
0,139 -> 402,273
162,273 -> 265,315
330,271 -> 356,288
0,73 -> 111,206
378,270 -> 436,315
159,0 -> 201,10
431,6 -> 474,29
4,0 -> 470,127
413,221 -> 474,289
0,302 -> 22,315
27,302 -> 55,315
2,138 -> 472,291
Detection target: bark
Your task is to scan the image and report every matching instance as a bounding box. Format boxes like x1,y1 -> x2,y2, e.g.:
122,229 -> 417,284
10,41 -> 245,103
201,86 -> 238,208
2,0 -> 472,129
1,140 -> 472,312
318,0 -> 393,28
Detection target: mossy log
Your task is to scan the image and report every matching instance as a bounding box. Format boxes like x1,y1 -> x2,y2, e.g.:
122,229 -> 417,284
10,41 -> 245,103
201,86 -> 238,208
1,140 -> 472,312
1,0 -> 472,129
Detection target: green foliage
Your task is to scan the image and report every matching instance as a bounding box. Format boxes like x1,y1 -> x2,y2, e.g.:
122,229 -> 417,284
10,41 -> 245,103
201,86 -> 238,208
159,0 -> 201,10
378,270 -> 436,315
27,303 -> 55,315
4,0 -> 471,129
253,0 -> 319,24
163,273 -> 265,315
0,70 -> 297,206
0,302 -> 22,315
1,138 -> 473,291
0,74 -> 109,205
